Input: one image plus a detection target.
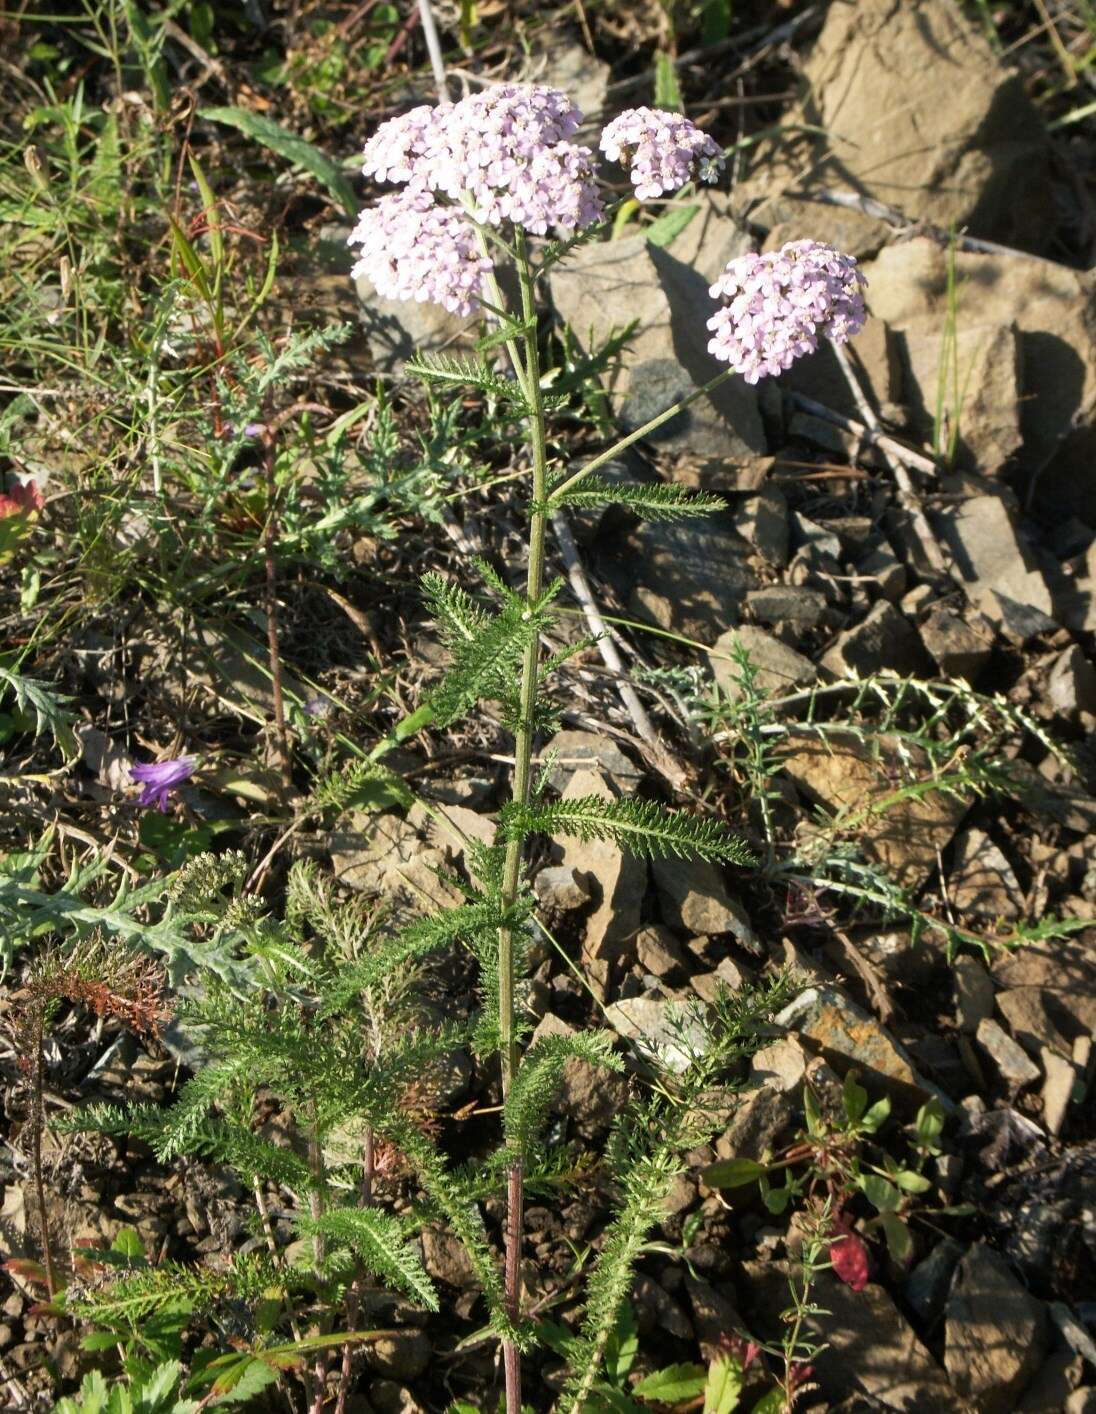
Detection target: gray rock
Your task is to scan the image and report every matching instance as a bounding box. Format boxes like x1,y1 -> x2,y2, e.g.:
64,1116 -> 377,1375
937,495 -> 1056,641
976,1018 -> 1041,1089
858,543 -> 907,603
550,193 -> 764,463
559,1053 -> 631,1138
421,1225 -> 476,1289
365,1330 -> 431,1381
754,196 -> 890,261
746,585 -> 829,629
713,1085 -> 794,1165
651,855 -> 757,948
543,729 -> 642,794
945,1245 -> 1047,1413
709,624 -> 817,700
604,996 -> 708,1073
996,988 -> 1072,1059
905,1237 -> 965,1326
691,955 -> 753,1003
954,956 -> 996,1035
776,985 -> 954,1110
750,1036 -> 811,1095
532,41 -> 609,127
751,1268 -> 966,1409
993,939 -> 1096,1034
329,812 -> 462,921
685,1277 -> 742,1359
732,487 -> 789,567
635,925 -> 686,979
355,269 -> 472,374
632,1272 -> 692,1339
821,601 -> 929,678
920,607 -> 993,682
1041,1048 -> 1076,1138
369,1381 -> 426,1414
779,736 -> 966,892
602,518 -> 758,643
748,0 -> 1051,249
950,830 -> 1023,918
864,240 -> 1096,520
558,769 -> 646,995
1048,645 -> 1096,718
534,864 -> 592,914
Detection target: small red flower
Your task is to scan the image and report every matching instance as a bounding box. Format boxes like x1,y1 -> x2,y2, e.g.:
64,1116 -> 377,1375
0,479 -> 43,518
829,1215 -> 870,1291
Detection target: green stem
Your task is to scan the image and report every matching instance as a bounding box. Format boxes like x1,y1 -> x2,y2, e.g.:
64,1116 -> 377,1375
549,364 -> 736,501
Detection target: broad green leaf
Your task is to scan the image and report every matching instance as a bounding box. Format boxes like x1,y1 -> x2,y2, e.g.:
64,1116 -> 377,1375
604,1300 -> 639,1381
704,1355 -> 744,1414
842,1070 -> 868,1125
701,0 -> 732,43
914,1097 -> 944,1149
894,1169 -> 932,1194
198,106 -> 357,215
859,1173 -> 901,1213
633,1363 -> 706,1399
803,1083 -> 823,1138
861,1095 -> 891,1133
749,1390 -> 786,1414
701,1157 -> 767,1189
654,50 -> 683,112
644,203 -> 698,248
878,1211 -> 913,1264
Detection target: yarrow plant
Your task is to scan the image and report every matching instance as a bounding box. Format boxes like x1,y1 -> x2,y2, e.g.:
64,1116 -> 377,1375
67,84 -> 868,1414
343,82 -> 867,1414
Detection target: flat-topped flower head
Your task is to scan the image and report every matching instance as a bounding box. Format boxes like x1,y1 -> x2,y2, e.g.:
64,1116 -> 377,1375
348,187 -> 491,316
356,85 -> 601,237
706,239 -> 867,383
600,107 -> 724,200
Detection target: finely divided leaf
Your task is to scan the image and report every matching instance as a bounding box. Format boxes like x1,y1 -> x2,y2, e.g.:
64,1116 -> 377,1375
298,1207 -> 438,1310
548,478 -> 725,522
502,796 -> 755,866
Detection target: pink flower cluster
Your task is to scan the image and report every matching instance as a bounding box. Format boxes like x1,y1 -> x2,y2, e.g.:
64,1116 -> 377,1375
706,240 -> 867,383
348,188 -> 491,316
352,85 -> 607,312
362,85 -> 599,233
599,107 -> 724,199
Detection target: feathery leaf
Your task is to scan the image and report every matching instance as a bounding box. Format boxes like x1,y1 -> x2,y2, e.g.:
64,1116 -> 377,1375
502,796 -> 755,865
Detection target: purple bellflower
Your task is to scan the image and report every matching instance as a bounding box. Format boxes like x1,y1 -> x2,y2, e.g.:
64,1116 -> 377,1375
130,755 -> 196,812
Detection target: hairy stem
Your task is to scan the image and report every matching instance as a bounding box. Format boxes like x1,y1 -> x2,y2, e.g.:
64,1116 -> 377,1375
261,431 -> 292,787
496,229 -> 548,1414
30,1012 -> 58,1300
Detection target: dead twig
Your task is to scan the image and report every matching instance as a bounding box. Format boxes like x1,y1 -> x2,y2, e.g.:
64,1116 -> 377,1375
827,343 -> 949,577
551,509 -> 687,788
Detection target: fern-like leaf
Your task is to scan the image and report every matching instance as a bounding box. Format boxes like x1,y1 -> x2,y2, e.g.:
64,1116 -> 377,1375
504,1031 -> 622,1159
320,900 -> 505,1013
502,797 -> 755,865
546,478 -> 727,522
297,1207 -> 438,1310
